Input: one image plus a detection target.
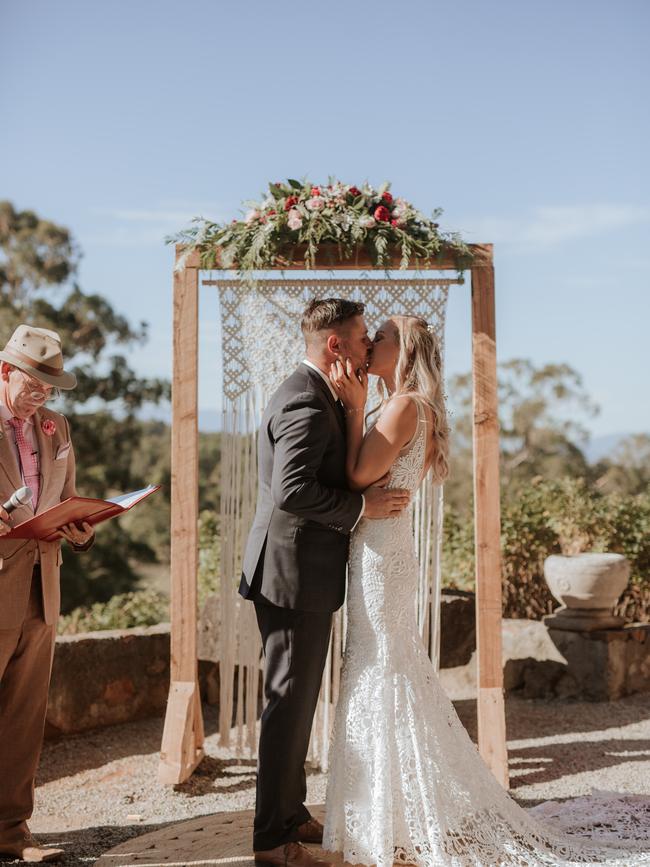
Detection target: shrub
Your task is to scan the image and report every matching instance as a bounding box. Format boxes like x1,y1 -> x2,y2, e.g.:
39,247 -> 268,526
58,590 -> 169,635
443,480 -> 650,622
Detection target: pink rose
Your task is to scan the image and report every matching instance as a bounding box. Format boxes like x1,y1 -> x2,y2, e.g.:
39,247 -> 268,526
41,418 -> 56,437
287,209 -> 303,230
306,197 -> 325,211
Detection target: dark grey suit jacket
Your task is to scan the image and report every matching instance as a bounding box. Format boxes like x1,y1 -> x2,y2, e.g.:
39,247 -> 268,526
239,363 -> 363,612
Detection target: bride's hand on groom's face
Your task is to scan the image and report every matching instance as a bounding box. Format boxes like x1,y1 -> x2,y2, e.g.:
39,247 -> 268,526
329,357 -> 368,409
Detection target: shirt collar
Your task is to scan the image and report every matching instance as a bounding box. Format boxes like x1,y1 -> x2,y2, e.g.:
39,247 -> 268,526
0,403 -> 34,428
302,359 -> 339,403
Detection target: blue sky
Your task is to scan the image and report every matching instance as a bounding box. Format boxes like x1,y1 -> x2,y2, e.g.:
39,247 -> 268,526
2,0 -> 649,438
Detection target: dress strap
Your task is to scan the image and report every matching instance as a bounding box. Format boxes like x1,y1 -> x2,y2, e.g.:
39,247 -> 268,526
394,393 -> 426,453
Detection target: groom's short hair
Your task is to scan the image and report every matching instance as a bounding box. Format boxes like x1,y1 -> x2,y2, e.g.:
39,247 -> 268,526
301,298 -> 365,338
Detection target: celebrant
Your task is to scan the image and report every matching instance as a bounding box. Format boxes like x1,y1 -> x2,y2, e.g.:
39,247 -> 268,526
0,324 -> 94,863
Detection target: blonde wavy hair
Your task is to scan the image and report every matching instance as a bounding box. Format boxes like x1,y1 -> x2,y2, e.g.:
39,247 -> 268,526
369,315 -> 450,483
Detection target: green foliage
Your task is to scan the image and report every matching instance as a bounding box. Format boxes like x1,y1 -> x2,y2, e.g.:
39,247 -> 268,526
169,178 -> 471,273
198,510 -> 220,604
58,589 -> 169,635
0,201 -> 170,610
443,479 -> 650,622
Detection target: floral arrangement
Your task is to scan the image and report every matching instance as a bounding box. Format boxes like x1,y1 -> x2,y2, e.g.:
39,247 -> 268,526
170,178 -> 471,272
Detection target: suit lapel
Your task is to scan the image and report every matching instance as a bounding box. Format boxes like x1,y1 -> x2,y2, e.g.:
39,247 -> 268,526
0,422 -> 22,492
33,410 -> 54,513
301,363 -> 345,436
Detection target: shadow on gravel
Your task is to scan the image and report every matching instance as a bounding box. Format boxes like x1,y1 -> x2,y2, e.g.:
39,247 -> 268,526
37,705 -> 221,785
0,821 -> 172,867
173,756 -> 257,797
452,694 -> 650,745
508,737 -> 650,789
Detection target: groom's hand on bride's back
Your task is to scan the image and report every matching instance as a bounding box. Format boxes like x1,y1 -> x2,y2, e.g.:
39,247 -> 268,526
362,474 -> 410,519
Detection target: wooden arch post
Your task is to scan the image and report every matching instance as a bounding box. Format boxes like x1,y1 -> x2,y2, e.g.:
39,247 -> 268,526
159,242 -> 508,788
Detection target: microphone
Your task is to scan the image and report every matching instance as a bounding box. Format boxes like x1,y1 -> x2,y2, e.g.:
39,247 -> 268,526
2,486 -> 33,514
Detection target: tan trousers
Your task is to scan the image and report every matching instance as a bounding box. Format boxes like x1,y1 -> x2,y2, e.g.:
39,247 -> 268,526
0,568 -> 56,848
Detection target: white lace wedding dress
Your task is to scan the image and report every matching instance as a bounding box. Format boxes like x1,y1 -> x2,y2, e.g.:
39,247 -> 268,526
323,395 -> 650,866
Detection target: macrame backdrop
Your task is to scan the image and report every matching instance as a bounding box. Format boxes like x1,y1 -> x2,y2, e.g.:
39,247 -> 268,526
202,275 -> 457,769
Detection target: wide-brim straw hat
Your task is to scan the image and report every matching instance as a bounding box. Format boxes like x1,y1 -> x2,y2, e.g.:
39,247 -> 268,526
0,324 -> 77,389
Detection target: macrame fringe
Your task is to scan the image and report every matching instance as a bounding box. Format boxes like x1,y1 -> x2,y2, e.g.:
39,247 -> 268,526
209,276 -> 454,768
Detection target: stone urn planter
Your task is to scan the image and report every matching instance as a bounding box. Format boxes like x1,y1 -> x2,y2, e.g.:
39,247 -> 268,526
543,552 -> 630,631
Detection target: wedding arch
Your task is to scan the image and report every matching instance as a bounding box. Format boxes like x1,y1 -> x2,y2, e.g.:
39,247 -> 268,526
158,184 -> 508,790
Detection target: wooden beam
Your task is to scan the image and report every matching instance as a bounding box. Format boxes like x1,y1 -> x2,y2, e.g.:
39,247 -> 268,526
176,242 -> 490,272
470,247 -> 509,788
158,251 -> 204,784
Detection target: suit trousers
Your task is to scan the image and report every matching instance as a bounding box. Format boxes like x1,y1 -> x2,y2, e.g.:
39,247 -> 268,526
0,567 -> 56,848
253,600 -> 333,852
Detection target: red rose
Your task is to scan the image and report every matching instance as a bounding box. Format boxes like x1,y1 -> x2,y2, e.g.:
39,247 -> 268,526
391,219 -> 398,227
382,191 -> 393,204
349,186 -> 361,197
284,196 -> 298,211
310,186 -> 321,196
274,182 -> 282,187
374,205 -> 391,222
268,209 -> 276,216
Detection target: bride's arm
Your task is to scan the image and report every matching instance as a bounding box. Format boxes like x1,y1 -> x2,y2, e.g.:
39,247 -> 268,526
347,398 -> 417,490
330,360 -> 418,492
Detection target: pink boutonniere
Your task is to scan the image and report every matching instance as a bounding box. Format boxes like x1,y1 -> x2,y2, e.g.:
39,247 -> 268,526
41,419 -> 56,437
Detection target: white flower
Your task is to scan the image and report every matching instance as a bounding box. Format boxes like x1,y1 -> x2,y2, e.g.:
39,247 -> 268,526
359,216 -> 376,229
287,209 -> 303,230
261,196 -> 275,208
306,197 -> 325,211
245,209 -> 260,224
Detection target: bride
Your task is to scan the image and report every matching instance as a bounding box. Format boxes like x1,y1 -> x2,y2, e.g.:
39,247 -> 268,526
323,315 -> 650,867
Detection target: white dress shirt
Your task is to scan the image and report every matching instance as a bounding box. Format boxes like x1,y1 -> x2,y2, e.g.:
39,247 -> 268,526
302,359 -> 365,528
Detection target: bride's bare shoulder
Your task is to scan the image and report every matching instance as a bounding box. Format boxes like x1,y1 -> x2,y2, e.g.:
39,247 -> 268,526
375,394 -> 418,443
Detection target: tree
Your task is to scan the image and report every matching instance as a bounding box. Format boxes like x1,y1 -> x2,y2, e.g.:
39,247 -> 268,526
445,358 -> 599,511
0,201 -> 170,610
595,434 -> 650,496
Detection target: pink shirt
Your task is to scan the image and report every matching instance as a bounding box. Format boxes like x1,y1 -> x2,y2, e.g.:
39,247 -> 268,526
0,403 -> 41,560
0,403 -> 39,481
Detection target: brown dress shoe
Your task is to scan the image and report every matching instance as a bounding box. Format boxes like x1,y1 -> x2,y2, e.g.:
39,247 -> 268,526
297,817 -> 324,844
0,832 -> 64,862
254,840 -> 333,867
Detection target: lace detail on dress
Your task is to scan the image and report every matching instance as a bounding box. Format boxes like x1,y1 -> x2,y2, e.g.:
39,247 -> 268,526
323,395 -> 650,866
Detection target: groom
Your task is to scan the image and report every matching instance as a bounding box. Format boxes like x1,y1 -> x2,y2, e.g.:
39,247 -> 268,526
240,298 -> 410,867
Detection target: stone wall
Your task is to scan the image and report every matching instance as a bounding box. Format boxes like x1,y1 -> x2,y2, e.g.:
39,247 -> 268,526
439,619 -> 650,701
46,605 -> 650,738
47,592 -> 477,737
46,624 -> 172,738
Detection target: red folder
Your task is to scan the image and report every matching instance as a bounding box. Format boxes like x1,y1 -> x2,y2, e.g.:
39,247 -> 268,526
3,485 -> 160,542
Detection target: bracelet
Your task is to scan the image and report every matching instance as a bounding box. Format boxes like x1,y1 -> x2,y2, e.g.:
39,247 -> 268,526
345,408 -> 365,414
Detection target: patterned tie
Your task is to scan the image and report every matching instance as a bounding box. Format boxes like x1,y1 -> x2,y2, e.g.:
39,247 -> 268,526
8,417 -> 40,509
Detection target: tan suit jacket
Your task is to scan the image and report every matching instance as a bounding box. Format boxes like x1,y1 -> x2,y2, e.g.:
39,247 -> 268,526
0,406 -> 80,629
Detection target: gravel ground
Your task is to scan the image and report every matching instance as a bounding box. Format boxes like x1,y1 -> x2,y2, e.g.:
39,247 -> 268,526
2,693 -> 649,866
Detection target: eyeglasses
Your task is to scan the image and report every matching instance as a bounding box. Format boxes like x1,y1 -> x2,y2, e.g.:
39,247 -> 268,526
13,369 -> 61,402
